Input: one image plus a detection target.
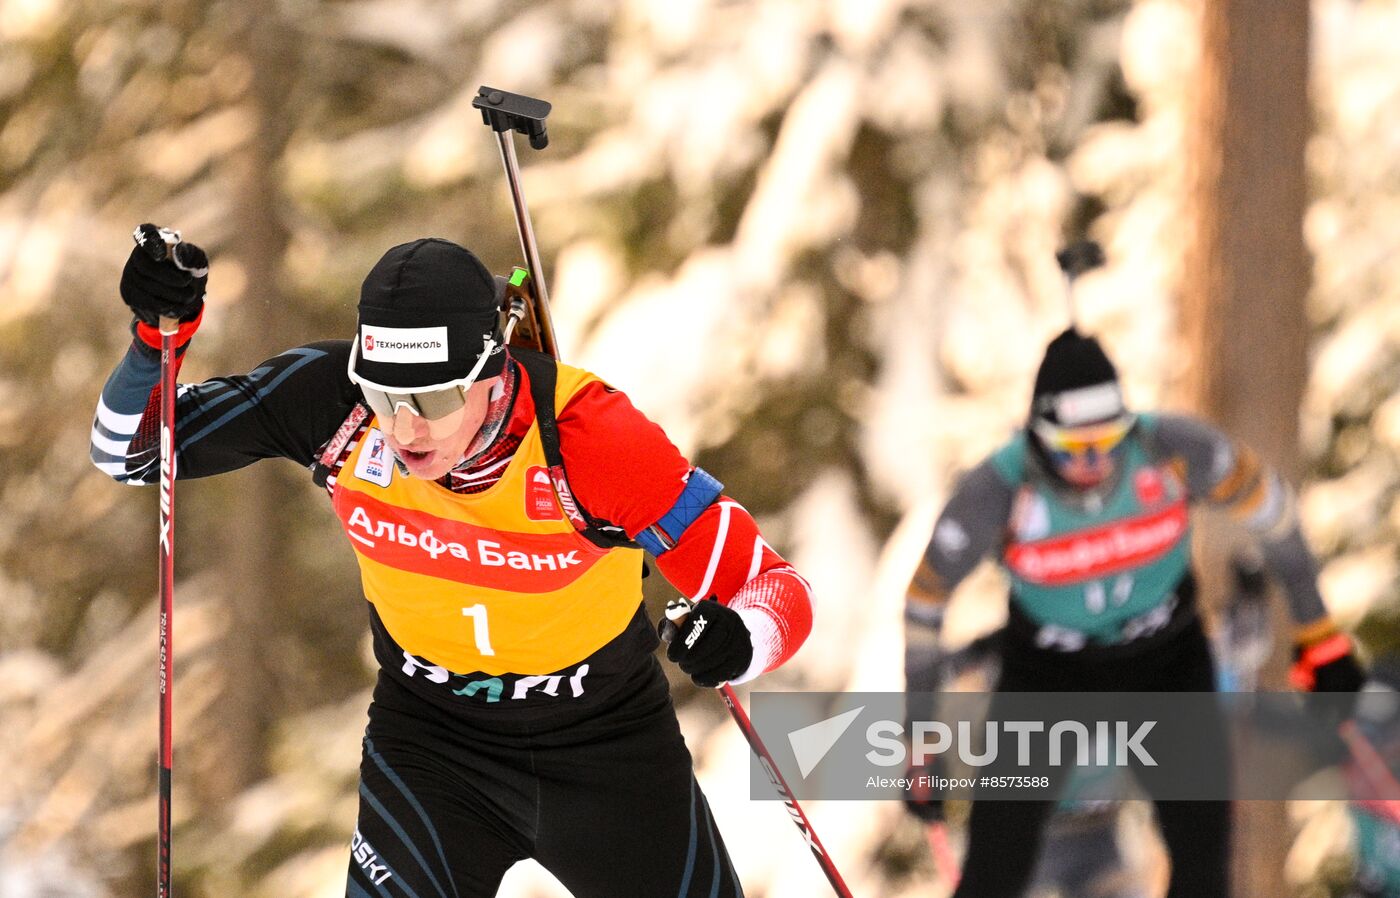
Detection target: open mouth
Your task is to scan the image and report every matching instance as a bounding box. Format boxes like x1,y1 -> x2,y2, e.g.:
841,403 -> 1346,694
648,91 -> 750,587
399,448 -> 434,464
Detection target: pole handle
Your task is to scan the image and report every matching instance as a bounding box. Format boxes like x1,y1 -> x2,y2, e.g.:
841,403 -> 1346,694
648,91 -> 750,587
472,86 -> 551,148
137,227 -> 192,337
659,597 -> 693,647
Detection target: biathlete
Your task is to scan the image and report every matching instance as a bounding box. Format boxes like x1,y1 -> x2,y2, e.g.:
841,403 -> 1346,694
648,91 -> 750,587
931,554 -> 1271,898
902,324 -> 1364,897
92,228 -> 814,897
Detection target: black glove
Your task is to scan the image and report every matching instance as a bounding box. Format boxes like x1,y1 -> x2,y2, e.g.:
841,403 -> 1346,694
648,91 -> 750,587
121,223 -> 209,327
1291,633 -> 1366,693
1310,651 -> 1366,693
1293,632 -> 1365,726
662,598 -> 754,688
903,756 -> 946,823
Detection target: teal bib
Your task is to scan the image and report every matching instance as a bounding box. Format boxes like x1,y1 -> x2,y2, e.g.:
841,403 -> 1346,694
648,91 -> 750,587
991,418 -> 1191,645
1353,807 -> 1400,895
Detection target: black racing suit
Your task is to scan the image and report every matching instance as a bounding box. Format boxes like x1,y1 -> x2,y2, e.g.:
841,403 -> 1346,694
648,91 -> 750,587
93,338 -> 743,898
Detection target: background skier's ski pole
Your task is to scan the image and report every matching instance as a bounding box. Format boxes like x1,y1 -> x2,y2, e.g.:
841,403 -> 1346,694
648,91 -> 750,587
1054,239 -> 1106,327
926,822 -> 959,889
663,599 -> 856,898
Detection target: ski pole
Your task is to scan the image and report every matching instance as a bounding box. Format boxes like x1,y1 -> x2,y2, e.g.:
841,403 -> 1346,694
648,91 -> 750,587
663,599 -> 856,898
926,822 -> 960,889
472,86 -> 560,359
1054,240 -> 1106,327
133,225 -> 193,898
158,300 -> 175,898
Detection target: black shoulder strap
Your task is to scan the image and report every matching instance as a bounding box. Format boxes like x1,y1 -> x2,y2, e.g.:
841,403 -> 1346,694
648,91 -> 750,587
513,349 -> 639,550
515,349 -> 565,468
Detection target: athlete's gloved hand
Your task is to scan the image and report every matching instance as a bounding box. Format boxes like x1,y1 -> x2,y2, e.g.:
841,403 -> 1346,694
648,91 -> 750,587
121,223 -> 209,347
902,756 -> 946,823
662,598 -> 754,688
1292,630 -> 1365,693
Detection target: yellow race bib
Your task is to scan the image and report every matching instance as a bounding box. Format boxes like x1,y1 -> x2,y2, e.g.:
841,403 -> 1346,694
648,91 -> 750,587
332,364 -> 643,675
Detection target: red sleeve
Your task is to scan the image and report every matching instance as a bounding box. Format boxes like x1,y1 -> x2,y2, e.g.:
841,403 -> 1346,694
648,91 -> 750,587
557,379 -> 813,681
654,498 -> 813,681
555,380 -> 690,537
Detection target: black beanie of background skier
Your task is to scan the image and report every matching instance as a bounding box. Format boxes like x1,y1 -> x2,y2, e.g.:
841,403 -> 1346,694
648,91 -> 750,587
1030,328 -> 1124,425
352,238 -> 505,390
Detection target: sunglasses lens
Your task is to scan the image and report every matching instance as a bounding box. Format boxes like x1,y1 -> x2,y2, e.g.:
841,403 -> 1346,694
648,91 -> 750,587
359,386 -> 465,424
413,387 -> 467,421
1038,419 -> 1131,459
360,388 -> 399,421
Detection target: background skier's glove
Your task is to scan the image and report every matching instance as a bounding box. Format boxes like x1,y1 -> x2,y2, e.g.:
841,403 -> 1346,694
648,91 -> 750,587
1292,629 -> 1365,693
121,223 -> 209,349
663,598 -> 753,687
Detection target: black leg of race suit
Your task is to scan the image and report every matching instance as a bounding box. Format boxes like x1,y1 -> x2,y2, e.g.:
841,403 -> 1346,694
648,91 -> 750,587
956,796 -> 1059,898
1130,624 -> 1233,898
954,622 -> 1231,898
345,659 -> 742,898
532,706 -> 742,898
348,736 -> 530,897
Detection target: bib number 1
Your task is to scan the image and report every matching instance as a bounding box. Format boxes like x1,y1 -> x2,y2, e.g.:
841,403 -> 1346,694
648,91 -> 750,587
462,604 -> 495,656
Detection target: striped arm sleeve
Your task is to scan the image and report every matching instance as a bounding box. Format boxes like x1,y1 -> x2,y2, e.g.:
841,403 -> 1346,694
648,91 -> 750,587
905,458 -> 1014,693
91,340 -> 360,485
1153,414 -> 1329,629
90,342 -> 170,484
655,497 -> 814,684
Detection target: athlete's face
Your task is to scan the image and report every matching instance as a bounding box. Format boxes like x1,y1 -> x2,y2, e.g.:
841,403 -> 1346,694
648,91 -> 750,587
1034,417 -> 1133,489
1054,446 -> 1118,488
383,376 -> 500,480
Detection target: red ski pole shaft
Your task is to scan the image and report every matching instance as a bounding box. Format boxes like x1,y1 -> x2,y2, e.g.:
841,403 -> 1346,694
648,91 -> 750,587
717,684 -> 856,897
663,600 -> 855,898
157,312 -> 177,898
131,223 -> 193,898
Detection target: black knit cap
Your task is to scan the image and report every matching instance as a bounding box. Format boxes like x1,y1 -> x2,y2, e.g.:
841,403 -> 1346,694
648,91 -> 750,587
1031,328 -> 1121,423
353,238 -> 505,390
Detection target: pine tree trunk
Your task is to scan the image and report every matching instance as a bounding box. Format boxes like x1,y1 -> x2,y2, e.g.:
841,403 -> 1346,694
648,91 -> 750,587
199,0 -> 301,802
1182,0 -> 1311,894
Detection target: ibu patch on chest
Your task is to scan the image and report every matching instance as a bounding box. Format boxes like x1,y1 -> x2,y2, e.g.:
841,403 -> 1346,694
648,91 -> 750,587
1011,490 -> 1052,543
525,466 -> 562,521
354,428 -> 394,487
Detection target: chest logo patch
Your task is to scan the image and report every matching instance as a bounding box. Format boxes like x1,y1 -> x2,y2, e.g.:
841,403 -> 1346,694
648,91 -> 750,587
1011,490 -> 1051,543
354,428 -> 394,488
525,466 -> 562,521
1135,467 -> 1165,506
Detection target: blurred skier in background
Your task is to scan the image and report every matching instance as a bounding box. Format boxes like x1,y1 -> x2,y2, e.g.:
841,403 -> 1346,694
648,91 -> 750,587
901,318 -> 1364,898
926,553 -> 1271,898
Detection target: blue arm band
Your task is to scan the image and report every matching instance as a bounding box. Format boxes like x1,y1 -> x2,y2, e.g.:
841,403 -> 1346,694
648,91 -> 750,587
634,466 -> 724,556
